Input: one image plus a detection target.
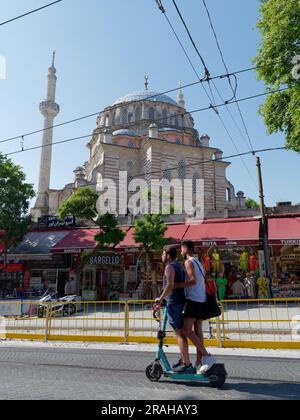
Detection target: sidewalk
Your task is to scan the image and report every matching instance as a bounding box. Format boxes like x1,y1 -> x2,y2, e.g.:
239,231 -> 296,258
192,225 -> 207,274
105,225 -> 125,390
1,339 -> 299,359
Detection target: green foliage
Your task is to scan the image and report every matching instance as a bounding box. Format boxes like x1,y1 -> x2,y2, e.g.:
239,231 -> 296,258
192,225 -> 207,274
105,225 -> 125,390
0,154 -> 35,252
245,197 -> 260,209
58,187 -> 99,221
58,189 -> 125,251
134,214 -> 168,252
94,213 -> 126,250
254,0 -> 300,152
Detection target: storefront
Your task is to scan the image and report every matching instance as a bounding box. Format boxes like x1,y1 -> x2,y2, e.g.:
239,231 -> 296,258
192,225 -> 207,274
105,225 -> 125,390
0,262 -> 25,298
269,215 -> 300,297
182,218 -> 262,299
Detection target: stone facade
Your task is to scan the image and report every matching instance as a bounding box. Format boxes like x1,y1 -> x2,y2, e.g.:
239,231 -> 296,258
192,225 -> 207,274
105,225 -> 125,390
32,79 -> 247,222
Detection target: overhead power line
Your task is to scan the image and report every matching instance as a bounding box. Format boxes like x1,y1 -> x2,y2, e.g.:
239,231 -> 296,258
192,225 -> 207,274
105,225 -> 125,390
0,0 -> 63,27
0,60 -> 289,146
5,87 -> 289,157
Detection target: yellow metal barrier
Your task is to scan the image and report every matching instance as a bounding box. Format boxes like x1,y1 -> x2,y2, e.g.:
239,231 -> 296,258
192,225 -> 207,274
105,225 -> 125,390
0,298 -> 299,349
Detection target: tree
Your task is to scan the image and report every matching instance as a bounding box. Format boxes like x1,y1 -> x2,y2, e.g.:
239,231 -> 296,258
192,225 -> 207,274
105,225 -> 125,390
58,187 -> 126,251
254,0 -> 300,152
133,214 -> 168,298
0,154 -> 35,265
245,197 -> 260,209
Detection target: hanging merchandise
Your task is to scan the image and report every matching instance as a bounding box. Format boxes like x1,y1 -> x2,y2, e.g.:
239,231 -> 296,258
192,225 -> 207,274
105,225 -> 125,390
244,274 -> 257,299
212,249 -> 221,273
240,250 -> 249,272
216,275 -> 228,301
249,254 -> 258,272
203,254 -> 211,273
232,279 -> 247,298
257,276 -> 269,299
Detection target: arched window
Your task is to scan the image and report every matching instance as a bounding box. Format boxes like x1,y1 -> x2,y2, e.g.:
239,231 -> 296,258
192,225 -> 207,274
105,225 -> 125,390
135,107 -> 141,121
176,138 -> 182,145
111,112 -> 116,126
149,107 -> 155,122
162,109 -> 168,124
128,141 -> 135,148
128,113 -> 133,123
193,173 -> 200,194
162,169 -> 172,182
174,115 -> 179,127
127,161 -> 134,185
178,160 -> 186,179
122,109 -> 128,124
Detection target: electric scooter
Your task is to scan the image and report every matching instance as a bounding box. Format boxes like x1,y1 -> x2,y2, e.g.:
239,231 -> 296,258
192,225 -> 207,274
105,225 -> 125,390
145,304 -> 227,388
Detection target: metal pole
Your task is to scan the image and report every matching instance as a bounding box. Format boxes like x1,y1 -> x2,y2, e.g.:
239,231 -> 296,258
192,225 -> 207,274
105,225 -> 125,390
256,156 -> 273,297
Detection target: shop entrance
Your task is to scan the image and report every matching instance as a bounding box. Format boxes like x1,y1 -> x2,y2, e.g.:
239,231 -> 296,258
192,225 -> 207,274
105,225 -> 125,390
57,271 -> 69,297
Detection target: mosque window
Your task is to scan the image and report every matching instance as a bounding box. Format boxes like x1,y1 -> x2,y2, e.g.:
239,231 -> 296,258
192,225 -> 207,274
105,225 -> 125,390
162,169 -> 172,182
162,109 -> 168,124
122,109 -> 128,124
149,107 -> 155,122
176,138 -> 182,145
135,107 -> 141,121
128,141 -> 135,148
128,113 -> 133,123
193,173 -> 200,194
174,115 -> 179,127
178,160 -> 186,179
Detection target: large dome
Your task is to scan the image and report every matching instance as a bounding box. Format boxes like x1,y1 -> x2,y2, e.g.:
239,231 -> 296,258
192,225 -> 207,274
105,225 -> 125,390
113,90 -> 178,106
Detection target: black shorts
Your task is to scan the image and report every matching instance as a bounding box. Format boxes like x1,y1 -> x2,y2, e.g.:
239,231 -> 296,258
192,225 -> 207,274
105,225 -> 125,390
182,299 -> 207,320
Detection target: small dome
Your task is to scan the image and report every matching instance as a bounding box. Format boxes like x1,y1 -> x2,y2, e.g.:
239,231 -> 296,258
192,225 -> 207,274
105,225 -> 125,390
113,90 -> 177,106
159,127 -> 182,133
149,123 -> 158,128
113,129 -> 138,137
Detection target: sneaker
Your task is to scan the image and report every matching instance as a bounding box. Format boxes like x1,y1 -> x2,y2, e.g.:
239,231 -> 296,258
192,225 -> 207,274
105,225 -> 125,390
174,363 -> 195,374
195,363 -> 202,375
199,355 -> 216,375
172,359 -> 183,369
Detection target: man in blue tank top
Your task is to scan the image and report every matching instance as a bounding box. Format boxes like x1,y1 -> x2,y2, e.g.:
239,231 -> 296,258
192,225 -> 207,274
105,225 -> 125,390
155,246 -> 194,374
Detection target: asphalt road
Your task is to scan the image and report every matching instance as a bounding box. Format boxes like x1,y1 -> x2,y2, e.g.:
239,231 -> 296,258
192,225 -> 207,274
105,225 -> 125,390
0,346 -> 299,400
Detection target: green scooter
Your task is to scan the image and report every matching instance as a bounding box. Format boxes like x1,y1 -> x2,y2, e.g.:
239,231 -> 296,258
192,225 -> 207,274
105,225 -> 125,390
145,304 -> 227,388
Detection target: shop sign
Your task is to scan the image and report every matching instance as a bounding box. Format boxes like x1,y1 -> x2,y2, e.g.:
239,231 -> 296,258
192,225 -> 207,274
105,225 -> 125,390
202,241 -> 217,247
62,248 -> 92,254
88,254 -> 122,266
38,215 -> 76,229
281,240 -> 300,246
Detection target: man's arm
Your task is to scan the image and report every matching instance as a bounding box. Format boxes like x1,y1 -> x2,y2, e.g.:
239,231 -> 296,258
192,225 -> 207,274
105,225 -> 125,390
157,265 -> 175,302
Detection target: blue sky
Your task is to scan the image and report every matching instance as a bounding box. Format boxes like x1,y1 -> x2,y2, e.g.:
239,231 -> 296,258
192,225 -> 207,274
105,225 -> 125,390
0,0 -> 299,206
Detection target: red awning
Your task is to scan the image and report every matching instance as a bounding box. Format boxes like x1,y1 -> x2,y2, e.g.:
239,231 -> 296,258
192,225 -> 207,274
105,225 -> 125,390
51,227 -> 130,253
0,263 -> 24,273
51,229 -> 99,254
183,218 -> 260,246
268,216 -> 300,246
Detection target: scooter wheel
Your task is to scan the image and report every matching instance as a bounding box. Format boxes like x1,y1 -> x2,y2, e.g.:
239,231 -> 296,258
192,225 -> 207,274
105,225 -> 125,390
209,374 -> 226,389
145,363 -> 162,382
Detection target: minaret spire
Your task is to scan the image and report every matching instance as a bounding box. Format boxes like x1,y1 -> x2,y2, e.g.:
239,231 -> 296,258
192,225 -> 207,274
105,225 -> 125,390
32,52 -> 60,221
144,75 -> 149,91
177,82 -> 185,108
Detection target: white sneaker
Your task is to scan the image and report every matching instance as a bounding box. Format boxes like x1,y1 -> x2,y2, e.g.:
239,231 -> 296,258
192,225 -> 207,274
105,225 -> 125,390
199,355 -> 216,375
195,363 -> 202,375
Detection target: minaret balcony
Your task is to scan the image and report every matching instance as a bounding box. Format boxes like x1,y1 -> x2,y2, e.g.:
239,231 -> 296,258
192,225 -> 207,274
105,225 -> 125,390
39,100 -> 60,117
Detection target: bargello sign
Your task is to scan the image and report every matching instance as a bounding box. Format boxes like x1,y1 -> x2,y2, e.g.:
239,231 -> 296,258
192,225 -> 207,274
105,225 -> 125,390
88,254 -> 122,266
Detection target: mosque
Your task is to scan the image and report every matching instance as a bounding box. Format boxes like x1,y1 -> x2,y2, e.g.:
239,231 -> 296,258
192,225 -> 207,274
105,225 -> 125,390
31,54 -> 246,223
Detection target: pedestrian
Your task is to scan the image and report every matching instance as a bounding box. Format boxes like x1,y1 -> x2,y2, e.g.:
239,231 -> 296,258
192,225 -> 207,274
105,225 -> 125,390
180,241 -> 216,375
155,246 -> 193,373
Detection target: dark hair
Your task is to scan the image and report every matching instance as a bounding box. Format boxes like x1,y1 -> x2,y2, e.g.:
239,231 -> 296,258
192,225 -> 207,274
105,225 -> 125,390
181,240 -> 195,253
163,245 -> 177,260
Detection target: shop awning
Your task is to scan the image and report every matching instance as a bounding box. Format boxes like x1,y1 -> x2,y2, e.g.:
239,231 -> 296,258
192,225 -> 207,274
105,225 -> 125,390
51,229 -> 99,254
9,230 -> 70,258
183,218 -> 260,246
51,227 -> 131,254
268,216 -> 300,246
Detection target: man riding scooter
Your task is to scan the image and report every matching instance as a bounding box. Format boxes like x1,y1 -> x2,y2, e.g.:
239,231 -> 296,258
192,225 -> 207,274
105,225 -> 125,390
155,246 -> 194,374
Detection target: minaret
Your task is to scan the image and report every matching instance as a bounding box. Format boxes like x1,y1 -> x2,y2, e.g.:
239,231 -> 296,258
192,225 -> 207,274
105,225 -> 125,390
177,82 -> 185,108
32,52 -> 60,220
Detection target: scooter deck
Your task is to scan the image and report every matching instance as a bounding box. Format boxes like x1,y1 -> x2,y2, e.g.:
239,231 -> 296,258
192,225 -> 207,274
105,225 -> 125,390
164,371 -> 211,382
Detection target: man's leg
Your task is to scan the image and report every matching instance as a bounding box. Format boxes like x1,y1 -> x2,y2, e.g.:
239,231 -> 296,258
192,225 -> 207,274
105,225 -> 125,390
194,320 -> 204,365
174,329 -> 190,366
184,318 -> 209,358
